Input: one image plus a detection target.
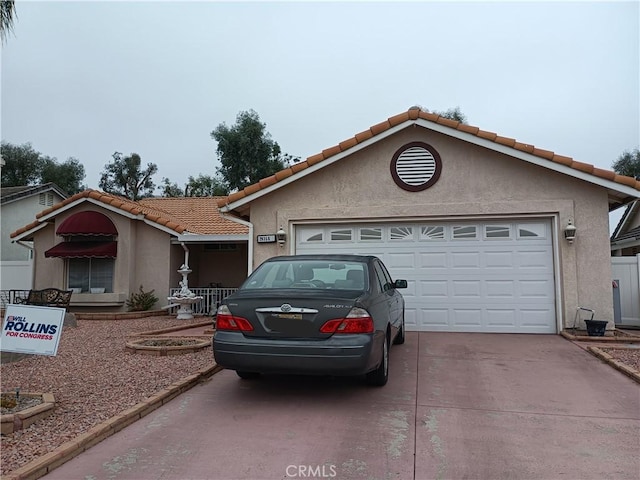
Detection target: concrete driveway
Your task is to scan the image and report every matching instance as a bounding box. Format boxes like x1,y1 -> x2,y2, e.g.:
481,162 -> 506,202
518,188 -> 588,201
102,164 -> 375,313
43,333 -> 640,480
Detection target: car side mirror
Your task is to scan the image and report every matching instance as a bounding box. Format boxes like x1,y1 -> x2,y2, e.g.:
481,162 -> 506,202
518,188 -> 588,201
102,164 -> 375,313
394,279 -> 407,289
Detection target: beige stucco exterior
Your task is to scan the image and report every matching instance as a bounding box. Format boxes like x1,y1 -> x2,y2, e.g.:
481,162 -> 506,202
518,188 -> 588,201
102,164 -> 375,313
245,127 -> 615,329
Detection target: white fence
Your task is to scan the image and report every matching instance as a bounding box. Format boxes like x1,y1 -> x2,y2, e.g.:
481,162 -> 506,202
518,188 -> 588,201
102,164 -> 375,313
0,261 -> 33,291
612,255 -> 640,327
167,287 -> 238,316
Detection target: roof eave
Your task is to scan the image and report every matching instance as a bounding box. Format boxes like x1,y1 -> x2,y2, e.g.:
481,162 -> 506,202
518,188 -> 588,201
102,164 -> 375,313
221,117 -> 640,214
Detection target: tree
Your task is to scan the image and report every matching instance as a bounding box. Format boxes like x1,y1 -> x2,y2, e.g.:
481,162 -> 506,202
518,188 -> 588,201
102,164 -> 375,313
411,105 -> 468,124
40,156 -> 86,195
159,174 -> 229,197
185,174 -> 228,196
211,110 -> 296,192
0,141 -> 85,193
1,0 -> 15,44
1,141 -> 43,187
612,148 -> 640,179
99,152 -> 157,200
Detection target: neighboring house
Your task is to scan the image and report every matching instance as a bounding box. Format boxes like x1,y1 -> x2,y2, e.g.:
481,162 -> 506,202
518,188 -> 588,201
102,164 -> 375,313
610,200 -> 640,326
1,184 -> 68,290
611,200 -> 640,256
218,107 -> 640,333
9,193 -> 249,312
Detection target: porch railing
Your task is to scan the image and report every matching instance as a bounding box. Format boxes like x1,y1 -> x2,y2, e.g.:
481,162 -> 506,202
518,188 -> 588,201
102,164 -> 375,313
0,290 -> 30,309
0,288 -> 238,316
167,287 -> 238,316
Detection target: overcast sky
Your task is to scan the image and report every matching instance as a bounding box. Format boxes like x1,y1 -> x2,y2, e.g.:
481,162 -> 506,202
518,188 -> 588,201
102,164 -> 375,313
2,1 -> 638,226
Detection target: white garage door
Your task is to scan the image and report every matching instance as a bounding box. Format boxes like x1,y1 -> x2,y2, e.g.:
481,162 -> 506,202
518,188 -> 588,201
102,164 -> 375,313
296,220 -> 557,333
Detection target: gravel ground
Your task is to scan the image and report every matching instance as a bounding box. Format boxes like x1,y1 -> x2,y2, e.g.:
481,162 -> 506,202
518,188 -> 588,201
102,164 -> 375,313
600,346 -> 640,371
0,316 -> 214,476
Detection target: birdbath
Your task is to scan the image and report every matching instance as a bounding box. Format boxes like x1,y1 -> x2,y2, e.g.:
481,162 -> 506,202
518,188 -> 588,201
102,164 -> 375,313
167,264 -> 203,320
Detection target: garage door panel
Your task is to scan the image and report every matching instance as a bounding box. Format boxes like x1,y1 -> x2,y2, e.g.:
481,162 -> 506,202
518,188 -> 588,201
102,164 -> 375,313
296,220 -> 556,333
451,280 -> 481,298
421,280 -> 448,298
451,251 -> 481,269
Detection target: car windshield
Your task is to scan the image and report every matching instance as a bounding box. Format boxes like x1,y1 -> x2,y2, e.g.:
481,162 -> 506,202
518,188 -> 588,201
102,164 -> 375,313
242,260 -> 367,291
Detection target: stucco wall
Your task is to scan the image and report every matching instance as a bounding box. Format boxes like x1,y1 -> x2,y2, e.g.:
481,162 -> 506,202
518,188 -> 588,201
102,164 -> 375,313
2,193 -> 63,261
247,127 -> 614,327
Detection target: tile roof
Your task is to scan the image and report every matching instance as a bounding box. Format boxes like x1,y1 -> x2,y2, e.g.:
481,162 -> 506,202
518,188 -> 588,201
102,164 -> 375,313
10,190 -> 248,239
219,108 -> 640,207
1,183 -> 68,204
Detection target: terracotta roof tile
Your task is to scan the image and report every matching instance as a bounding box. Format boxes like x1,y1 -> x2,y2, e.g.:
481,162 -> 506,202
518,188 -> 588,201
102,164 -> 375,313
307,153 -> 325,166
593,168 -> 616,181
291,161 -> 309,173
275,168 -> 294,181
355,129 -> 374,143
477,129 -> 498,141
388,112 -> 410,126
532,148 -> 554,160
436,117 -> 460,129
258,175 -> 277,189
339,137 -> 358,150
495,136 -> 516,147
11,190 -> 249,239
370,120 -> 391,136
220,108 -> 640,207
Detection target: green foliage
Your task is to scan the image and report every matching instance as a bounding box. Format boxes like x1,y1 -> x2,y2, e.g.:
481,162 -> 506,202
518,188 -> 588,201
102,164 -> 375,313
1,141 -> 86,193
159,174 -> 229,197
1,0 -> 15,44
185,174 -> 228,196
40,156 -> 86,195
99,152 -> 158,200
411,105 -> 468,124
612,148 -> 640,179
211,110 -> 298,192
1,142 -> 42,186
126,285 -> 159,312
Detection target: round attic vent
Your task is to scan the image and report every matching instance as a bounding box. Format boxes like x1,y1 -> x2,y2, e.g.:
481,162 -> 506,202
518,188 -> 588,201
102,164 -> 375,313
390,142 -> 442,192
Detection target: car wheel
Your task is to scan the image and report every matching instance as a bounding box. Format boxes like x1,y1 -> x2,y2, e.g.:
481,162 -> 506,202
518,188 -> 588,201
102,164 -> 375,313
366,333 -> 389,387
236,371 -> 260,380
393,314 -> 405,345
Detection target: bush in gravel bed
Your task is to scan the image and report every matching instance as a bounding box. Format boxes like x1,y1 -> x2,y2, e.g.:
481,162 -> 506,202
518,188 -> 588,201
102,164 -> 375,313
0,316 -> 213,476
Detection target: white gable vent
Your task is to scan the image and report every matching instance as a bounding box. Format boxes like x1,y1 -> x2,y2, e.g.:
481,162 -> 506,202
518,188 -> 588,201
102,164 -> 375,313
390,142 -> 442,192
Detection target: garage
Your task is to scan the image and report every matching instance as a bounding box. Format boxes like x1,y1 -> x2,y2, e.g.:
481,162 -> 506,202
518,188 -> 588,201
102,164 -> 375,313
220,108 -> 640,333
295,220 -> 557,333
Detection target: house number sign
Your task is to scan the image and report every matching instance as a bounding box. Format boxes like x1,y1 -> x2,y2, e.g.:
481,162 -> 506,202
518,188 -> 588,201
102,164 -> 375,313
257,234 -> 277,243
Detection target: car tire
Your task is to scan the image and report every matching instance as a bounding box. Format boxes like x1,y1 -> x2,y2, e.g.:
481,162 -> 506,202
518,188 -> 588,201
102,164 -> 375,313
365,333 -> 389,387
236,371 -> 260,380
393,315 -> 405,345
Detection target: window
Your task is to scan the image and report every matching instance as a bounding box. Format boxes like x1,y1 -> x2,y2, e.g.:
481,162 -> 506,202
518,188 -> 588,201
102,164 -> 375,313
359,227 -> 382,241
420,226 -> 445,240
452,226 -> 477,239
517,223 -> 545,239
485,225 -> 510,239
68,258 -> 114,293
390,226 -> 413,241
330,229 -> 352,241
373,260 -> 393,292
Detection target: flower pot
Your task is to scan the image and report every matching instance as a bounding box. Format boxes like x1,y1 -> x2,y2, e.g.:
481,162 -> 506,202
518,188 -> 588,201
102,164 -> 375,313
584,319 -> 607,337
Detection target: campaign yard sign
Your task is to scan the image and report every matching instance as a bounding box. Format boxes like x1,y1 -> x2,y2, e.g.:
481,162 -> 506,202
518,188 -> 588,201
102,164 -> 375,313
1,304 -> 65,356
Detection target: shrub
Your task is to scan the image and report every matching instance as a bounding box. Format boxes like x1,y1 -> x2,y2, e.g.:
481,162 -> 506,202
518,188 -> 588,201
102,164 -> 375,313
126,285 -> 159,311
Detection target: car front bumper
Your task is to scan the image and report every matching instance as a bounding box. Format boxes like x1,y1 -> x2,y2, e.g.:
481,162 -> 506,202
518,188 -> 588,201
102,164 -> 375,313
213,331 -> 382,376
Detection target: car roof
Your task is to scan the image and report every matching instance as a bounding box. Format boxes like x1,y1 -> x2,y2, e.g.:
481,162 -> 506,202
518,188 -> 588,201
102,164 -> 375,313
265,254 -> 377,263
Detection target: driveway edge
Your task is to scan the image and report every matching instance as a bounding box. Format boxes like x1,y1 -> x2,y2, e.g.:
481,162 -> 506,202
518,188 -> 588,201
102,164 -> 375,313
1,364 -> 224,480
586,346 -> 640,384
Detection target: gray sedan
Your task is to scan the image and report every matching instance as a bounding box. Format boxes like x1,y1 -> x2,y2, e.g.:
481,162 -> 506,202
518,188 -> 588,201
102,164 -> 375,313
213,254 -> 407,386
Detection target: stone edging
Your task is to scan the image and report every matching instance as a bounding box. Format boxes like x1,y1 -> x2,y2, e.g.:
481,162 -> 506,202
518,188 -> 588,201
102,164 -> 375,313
560,330 -> 640,343
586,346 -> 640,385
0,393 -> 55,435
2,364 -> 224,480
125,337 -> 212,356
